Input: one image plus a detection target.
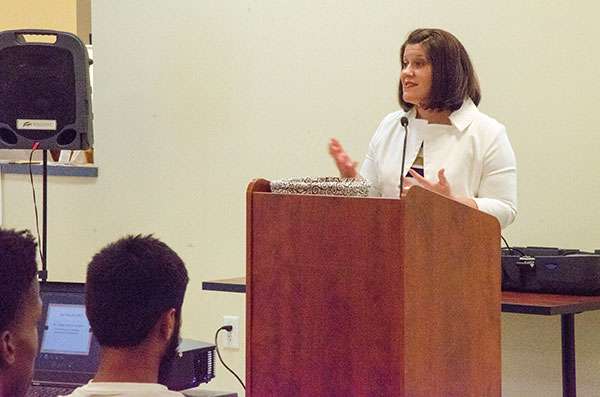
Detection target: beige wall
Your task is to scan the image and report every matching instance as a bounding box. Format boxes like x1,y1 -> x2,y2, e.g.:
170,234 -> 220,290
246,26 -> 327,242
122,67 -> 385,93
77,0 -> 91,44
3,1 -> 600,396
0,0 -> 77,33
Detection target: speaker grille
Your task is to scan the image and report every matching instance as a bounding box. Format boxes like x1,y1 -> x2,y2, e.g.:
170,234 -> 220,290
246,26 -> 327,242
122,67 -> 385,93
0,45 -> 76,140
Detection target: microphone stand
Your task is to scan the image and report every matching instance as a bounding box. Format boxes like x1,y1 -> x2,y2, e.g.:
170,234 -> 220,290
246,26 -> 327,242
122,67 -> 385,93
399,117 -> 409,198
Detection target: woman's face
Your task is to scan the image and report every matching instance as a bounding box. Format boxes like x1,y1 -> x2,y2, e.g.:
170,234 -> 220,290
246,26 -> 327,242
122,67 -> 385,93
400,43 -> 432,108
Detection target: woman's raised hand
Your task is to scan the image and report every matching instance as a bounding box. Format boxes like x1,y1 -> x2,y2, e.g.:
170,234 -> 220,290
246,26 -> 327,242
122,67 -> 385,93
328,138 -> 358,178
401,168 -> 477,209
402,168 -> 452,198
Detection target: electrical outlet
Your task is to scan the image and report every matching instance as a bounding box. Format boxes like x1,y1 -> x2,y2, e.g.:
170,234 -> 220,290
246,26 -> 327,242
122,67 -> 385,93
223,315 -> 240,349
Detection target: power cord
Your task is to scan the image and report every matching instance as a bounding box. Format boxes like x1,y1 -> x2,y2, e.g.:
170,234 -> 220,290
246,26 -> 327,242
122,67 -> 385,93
28,142 -> 45,266
501,235 -> 525,256
214,325 -> 245,390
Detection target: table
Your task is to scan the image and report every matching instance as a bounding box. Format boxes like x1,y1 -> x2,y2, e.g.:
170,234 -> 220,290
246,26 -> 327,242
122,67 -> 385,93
502,291 -> 600,397
203,277 -> 600,397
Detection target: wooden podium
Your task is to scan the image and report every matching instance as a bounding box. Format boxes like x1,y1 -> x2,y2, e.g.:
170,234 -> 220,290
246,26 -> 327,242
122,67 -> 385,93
246,179 -> 501,396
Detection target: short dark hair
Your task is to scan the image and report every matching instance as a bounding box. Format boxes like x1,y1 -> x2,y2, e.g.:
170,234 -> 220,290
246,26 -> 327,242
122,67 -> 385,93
0,229 -> 38,331
398,28 -> 481,112
85,235 -> 189,347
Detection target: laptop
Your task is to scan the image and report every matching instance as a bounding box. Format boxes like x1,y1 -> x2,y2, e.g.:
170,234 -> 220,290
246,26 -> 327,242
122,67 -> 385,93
27,282 -> 100,397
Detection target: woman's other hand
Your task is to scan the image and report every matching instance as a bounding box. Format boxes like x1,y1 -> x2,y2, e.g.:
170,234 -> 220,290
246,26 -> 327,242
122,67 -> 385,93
404,168 -> 452,197
328,138 -> 358,178
402,168 -> 477,209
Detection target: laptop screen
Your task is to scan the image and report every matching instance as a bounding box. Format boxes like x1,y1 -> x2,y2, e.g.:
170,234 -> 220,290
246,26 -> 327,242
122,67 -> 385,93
33,282 -> 100,386
41,303 -> 92,355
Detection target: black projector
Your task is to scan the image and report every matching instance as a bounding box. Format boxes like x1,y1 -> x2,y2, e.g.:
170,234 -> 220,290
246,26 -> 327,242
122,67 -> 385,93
502,246 -> 600,295
166,339 -> 216,391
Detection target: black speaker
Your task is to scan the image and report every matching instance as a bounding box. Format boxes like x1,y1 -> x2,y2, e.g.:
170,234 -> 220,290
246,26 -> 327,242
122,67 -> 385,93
0,29 -> 93,150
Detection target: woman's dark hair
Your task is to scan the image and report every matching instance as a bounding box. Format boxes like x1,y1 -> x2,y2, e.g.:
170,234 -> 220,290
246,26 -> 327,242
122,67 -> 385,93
398,28 -> 481,112
85,234 -> 189,347
0,229 -> 38,331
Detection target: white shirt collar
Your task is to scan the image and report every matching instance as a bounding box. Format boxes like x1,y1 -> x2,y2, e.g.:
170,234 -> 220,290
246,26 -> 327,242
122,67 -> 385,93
449,97 -> 478,132
406,97 -> 479,132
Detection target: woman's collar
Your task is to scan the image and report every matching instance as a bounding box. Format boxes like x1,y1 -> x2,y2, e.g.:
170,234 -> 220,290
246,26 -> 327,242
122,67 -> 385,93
448,98 -> 478,132
406,98 -> 477,131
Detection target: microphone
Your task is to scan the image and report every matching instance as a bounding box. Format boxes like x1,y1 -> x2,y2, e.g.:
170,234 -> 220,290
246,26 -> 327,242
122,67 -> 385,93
399,116 -> 409,198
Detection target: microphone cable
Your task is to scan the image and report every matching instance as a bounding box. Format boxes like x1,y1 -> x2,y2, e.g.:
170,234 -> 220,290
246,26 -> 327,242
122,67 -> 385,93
214,325 -> 246,390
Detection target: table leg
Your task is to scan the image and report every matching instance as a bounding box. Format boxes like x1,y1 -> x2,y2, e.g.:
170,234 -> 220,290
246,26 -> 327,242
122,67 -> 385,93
561,313 -> 576,397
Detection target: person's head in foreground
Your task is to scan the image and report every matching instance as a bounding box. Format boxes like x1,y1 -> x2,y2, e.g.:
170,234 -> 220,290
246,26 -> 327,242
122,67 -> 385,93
79,234 -> 189,394
0,228 -> 41,397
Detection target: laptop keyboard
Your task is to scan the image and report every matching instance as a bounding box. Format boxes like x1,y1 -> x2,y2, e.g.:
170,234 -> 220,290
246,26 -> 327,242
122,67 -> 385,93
27,385 -> 76,397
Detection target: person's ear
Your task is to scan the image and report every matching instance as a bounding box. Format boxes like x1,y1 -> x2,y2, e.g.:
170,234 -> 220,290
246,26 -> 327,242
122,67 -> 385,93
158,308 -> 176,342
0,330 -> 17,367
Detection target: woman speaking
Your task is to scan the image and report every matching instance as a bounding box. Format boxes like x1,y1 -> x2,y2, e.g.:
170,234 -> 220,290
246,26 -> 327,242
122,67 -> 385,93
329,28 -> 517,228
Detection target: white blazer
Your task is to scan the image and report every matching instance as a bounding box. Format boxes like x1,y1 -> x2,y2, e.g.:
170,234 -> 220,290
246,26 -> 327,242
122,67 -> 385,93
360,98 -> 517,229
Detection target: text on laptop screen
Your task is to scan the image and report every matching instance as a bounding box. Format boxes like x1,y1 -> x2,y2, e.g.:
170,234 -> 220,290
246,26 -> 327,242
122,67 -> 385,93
40,303 -> 92,355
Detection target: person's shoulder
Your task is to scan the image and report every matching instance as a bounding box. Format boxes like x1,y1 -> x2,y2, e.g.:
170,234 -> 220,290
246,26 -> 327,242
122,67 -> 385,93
474,110 -> 505,130
376,110 -> 406,135
59,382 -> 185,397
467,106 -> 508,140
58,390 -> 81,397
370,109 -> 406,144
454,98 -> 504,137
143,387 -> 184,397
379,109 -> 406,125
58,386 -> 88,397
162,390 -> 186,397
